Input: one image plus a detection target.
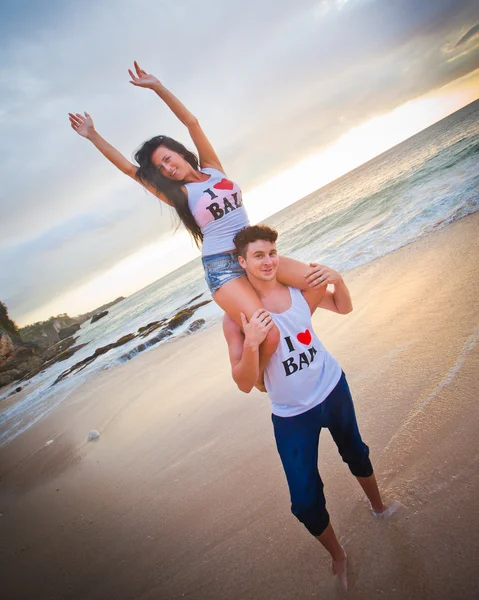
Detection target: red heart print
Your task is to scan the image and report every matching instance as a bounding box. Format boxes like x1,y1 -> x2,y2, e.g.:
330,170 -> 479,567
297,330 -> 312,345
213,178 -> 234,191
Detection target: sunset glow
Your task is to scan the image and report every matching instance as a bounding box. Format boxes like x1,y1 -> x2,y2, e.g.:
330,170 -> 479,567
19,70 -> 479,326
4,0 -> 478,325
244,70 -> 479,224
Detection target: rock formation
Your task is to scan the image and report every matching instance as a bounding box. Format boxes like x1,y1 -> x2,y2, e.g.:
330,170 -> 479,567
58,324 -> 81,340
54,299 -> 212,385
90,311 -> 108,324
1,296 -> 210,389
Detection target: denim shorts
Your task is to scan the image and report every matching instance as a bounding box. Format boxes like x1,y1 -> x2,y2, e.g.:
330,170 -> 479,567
201,250 -> 246,295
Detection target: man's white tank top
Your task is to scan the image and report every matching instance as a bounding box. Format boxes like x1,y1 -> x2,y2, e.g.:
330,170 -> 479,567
264,286 -> 342,417
184,168 -> 249,256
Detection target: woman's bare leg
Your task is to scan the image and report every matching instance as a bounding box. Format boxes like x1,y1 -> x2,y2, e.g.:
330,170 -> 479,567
276,255 -> 324,291
213,276 -> 280,386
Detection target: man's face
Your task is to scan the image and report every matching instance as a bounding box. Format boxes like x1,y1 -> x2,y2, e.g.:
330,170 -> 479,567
238,240 -> 279,282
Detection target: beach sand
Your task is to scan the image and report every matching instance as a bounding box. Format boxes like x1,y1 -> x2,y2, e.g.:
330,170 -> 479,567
1,213 -> 478,600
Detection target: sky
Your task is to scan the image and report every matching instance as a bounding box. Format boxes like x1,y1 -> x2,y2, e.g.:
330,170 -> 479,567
1,0 -> 478,326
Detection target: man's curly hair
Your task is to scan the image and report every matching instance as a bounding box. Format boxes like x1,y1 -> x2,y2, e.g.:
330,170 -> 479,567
233,225 -> 278,258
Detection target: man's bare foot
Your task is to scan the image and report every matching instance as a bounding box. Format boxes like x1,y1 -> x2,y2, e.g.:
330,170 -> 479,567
331,548 -> 348,592
371,499 -> 400,518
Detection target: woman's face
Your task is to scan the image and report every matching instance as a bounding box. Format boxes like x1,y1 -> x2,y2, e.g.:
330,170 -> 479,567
151,145 -> 190,181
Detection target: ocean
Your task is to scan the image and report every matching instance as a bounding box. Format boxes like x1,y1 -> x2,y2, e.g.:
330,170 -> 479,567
1,99 -> 478,446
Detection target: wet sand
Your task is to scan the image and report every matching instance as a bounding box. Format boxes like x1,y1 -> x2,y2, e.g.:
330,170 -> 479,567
1,213 -> 478,599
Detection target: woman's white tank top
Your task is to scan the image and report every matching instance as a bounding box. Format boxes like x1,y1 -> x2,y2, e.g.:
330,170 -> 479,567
184,168 -> 249,256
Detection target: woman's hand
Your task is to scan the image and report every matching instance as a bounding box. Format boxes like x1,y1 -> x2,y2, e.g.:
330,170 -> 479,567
128,61 -> 161,90
241,309 -> 274,348
69,112 -> 95,139
305,263 -> 343,288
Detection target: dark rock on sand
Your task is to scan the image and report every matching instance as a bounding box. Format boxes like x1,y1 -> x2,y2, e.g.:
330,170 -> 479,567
0,343 -> 44,385
59,324 -> 81,340
53,299 -> 212,385
6,386 -> 23,397
54,333 -> 137,385
0,369 -> 24,387
187,293 -> 204,305
176,292 -> 205,311
138,321 -> 160,333
76,297 -> 125,323
0,330 -> 15,360
0,345 -> 35,368
9,337 -> 91,383
19,315 -> 79,348
187,319 -> 206,333
90,311 -> 109,324
120,328 -> 174,362
0,297 -> 128,389
137,300 -> 211,342
41,336 -> 78,362
167,300 -> 212,330
138,319 -> 168,338
40,343 -> 90,370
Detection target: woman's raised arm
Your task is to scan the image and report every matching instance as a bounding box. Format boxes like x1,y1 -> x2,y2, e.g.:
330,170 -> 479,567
68,111 -> 172,205
128,62 -> 224,172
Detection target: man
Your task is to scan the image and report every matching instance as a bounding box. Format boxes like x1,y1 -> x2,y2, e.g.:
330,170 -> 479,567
223,225 -> 396,591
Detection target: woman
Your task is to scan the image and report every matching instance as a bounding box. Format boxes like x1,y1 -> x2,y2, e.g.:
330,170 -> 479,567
69,62 -> 325,386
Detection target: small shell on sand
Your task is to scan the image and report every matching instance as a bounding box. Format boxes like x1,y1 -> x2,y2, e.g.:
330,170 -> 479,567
87,430 -> 100,442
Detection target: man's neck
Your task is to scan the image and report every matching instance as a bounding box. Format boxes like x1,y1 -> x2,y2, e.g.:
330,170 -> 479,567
246,275 -> 286,301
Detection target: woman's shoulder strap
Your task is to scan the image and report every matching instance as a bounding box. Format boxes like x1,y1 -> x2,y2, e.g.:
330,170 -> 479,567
202,166 -> 226,177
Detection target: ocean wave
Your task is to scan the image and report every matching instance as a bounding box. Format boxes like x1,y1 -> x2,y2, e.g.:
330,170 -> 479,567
2,101 -> 478,446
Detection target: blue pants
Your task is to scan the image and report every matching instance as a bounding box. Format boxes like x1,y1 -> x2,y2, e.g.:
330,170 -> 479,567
272,372 -> 373,537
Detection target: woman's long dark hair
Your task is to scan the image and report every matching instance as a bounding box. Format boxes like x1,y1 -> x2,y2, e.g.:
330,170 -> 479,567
134,135 -> 204,248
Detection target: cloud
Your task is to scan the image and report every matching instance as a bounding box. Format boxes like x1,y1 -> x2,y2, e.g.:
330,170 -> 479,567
454,23 -> 479,47
1,0 -> 479,322
1,200 -> 177,317
208,0 -> 479,187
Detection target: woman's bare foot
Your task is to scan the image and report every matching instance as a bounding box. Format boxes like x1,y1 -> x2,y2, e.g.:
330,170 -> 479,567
331,547 -> 348,592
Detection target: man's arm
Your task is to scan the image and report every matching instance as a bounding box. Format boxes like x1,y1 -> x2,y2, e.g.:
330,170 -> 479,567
302,264 -> 353,315
222,309 -> 273,393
